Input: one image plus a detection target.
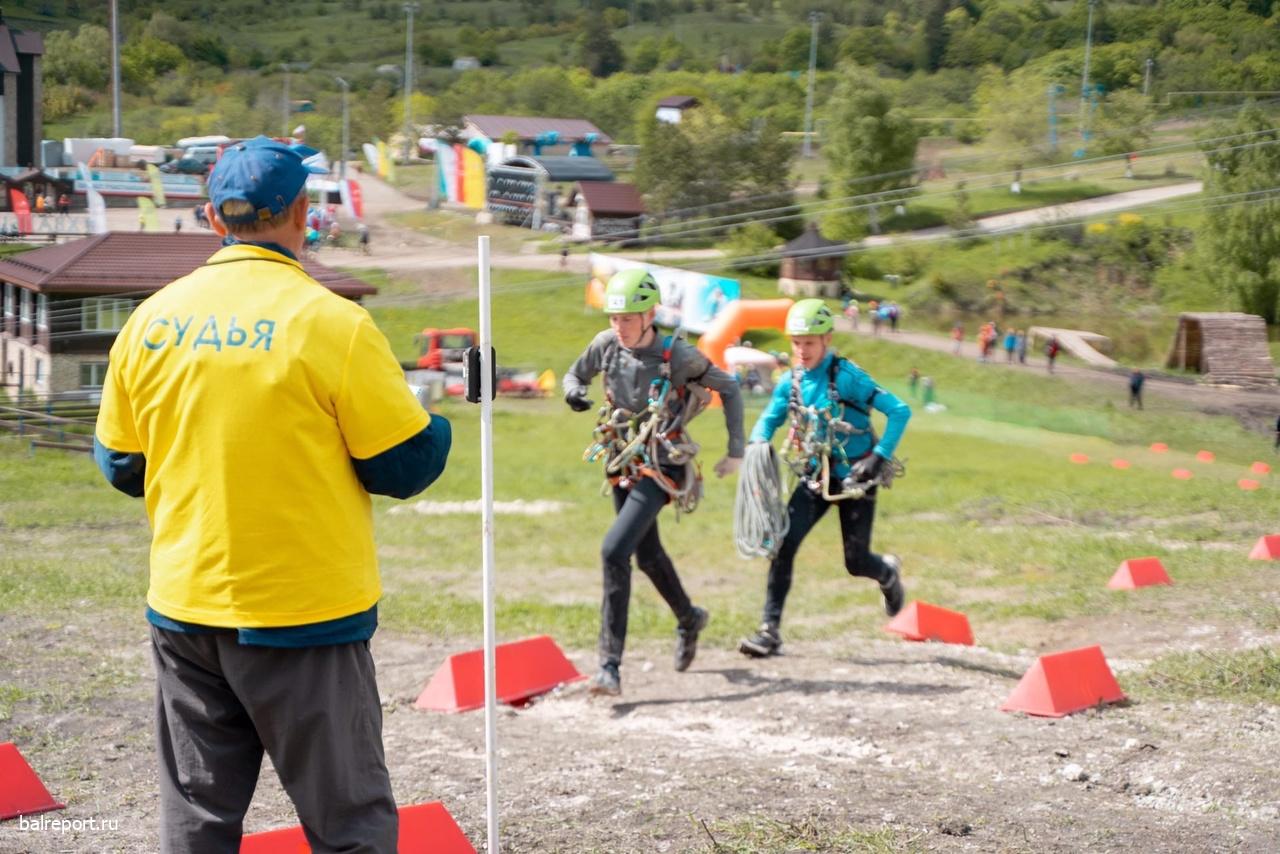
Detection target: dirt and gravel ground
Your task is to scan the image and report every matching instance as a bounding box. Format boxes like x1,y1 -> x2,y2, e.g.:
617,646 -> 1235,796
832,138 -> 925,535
3,611 -> 1278,853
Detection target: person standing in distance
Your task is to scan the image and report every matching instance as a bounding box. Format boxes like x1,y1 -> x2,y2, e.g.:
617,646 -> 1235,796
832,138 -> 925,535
93,136 -> 452,852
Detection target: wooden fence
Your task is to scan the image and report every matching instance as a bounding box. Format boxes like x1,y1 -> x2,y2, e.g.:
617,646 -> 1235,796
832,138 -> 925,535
0,401 -> 96,453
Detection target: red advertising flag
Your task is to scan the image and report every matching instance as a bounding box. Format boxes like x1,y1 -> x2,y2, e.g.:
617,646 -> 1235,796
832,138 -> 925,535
8,189 -> 31,234
346,179 -> 364,220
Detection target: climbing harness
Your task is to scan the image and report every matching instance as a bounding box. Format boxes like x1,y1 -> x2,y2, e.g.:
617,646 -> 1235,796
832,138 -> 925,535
781,355 -> 905,503
582,334 -> 708,516
734,442 -> 790,560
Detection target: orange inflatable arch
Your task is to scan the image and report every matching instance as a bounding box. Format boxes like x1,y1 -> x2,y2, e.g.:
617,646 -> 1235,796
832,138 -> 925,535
696,298 -> 793,370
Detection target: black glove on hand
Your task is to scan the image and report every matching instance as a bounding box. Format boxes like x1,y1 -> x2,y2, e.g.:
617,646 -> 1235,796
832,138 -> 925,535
848,453 -> 885,483
565,388 -> 594,412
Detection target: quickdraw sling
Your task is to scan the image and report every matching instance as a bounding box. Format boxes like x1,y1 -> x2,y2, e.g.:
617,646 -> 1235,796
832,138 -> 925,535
782,355 -> 905,502
582,335 -> 708,516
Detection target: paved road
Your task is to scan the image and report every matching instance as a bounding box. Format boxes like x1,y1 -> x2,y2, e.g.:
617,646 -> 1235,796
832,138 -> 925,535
321,176 -> 1205,271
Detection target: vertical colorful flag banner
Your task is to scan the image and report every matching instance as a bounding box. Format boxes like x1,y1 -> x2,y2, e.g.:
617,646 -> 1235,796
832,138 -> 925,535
145,163 -> 167,208
137,197 -> 160,232
8,190 -> 32,233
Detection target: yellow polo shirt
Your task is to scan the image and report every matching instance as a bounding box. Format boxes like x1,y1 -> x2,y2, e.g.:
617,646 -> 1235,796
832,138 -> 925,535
95,244 -> 429,627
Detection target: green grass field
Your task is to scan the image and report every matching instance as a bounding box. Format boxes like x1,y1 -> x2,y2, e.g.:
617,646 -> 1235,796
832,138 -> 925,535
4,278 -> 1277,708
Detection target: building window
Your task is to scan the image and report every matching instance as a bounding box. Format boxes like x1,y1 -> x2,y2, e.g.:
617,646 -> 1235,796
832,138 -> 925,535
36,293 -> 47,328
79,362 -> 109,388
3,283 -> 12,318
81,297 -> 133,332
34,358 -> 45,385
19,288 -> 32,324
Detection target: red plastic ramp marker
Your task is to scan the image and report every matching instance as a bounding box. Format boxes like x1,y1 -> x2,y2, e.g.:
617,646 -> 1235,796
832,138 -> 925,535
1108,557 -> 1172,589
1195,450 -> 1215,463
884,601 -> 974,646
1251,461 -> 1271,475
1249,535 -> 1280,561
1068,453 -> 1089,464
415,635 -> 585,713
240,801 -> 475,854
0,742 -> 65,821
1171,468 -> 1193,480
1239,479 -> 1261,491
1111,459 -> 1131,470
1149,442 -> 1168,453
1000,645 -> 1126,717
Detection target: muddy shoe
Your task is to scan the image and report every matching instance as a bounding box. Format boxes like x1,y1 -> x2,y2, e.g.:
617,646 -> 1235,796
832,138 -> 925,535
880,555 -> 906,617
674,606 -> 709,672
588,663 -> 621,697
738,623 -> 782,658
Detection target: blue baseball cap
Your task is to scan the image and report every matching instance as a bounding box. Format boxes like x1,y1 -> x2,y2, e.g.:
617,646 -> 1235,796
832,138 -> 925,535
207,136 -> 326,225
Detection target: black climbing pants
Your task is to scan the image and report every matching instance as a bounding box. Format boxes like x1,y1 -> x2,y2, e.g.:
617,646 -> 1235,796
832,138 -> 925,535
599,474 -> 696,668
763,483 -> 890,627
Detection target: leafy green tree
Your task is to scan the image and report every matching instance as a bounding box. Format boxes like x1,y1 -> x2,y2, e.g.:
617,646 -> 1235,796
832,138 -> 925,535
822,66 -> 919,238
634,116 -> 708,215
121,37 -> 185,92
43,24 -> 110,90
1090,89 -> 1153,156
576,14 -> 625,78
974,66 -> 1060,161
1200,105 -> 1280,323
634,103 -> 796,236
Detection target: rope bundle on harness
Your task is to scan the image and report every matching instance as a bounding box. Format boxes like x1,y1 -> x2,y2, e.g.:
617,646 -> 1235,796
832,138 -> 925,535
734,442 -> 790,559
581,334 -> 708,516
782,354 -> 906,502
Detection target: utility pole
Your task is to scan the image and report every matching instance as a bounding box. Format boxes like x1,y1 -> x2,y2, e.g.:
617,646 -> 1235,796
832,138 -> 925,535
801,11 -> 819,159
109,0 -> 122,136
1048,84 -> 1064,152
282,64 -> 291,139
335,77 -> 350,182
1143,58 -> 1154,97
403,2 -> 420,162
1079,0 -> 1097,139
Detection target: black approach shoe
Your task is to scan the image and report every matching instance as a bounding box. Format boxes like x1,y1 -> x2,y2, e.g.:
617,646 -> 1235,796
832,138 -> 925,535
674,606 -> 709,672
880,555 -> 906,617
738,623 -> 782,658
588,663 -> 621,696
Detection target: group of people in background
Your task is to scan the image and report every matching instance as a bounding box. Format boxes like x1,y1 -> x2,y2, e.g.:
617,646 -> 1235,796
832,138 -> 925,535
841,292 -> 901,336
963,321 -> 1062,373
31,192 -> 71,215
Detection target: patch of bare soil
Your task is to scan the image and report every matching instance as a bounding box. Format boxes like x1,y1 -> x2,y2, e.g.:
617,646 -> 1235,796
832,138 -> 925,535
3,622 -> 1278,853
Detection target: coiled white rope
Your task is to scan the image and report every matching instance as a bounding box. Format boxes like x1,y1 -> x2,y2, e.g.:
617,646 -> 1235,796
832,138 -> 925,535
734,442 -> 791,560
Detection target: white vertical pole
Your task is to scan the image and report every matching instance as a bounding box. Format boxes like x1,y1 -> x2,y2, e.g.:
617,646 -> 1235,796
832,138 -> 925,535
477,235 -> 500,854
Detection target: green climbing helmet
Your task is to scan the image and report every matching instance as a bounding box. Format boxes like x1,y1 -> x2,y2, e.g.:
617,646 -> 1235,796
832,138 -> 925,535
604,269 -> 661,314
786,298 -> 835,336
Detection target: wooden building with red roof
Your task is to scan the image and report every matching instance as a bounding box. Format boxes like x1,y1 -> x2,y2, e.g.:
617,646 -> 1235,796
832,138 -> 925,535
0,233 -> 376,398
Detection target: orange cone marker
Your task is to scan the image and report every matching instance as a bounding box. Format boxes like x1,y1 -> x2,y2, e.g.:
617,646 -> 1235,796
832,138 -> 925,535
415,635 -> 585,713
884,601 -> 974,646
1107,557 -> 1172,589
0,743 -> 65,821
241,802 -> 475,853
1000,646 -> 1126,717
1248,535 -> 1280,560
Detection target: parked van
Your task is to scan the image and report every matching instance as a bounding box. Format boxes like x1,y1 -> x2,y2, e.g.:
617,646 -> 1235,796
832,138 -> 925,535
184,145 -> 221,166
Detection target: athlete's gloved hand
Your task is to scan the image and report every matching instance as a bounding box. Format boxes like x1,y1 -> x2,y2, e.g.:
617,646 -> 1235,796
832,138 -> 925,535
848,453 -> 885,483
565,387 -> 594,412
713,455 -> 742,478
